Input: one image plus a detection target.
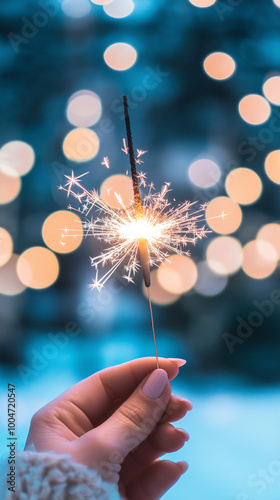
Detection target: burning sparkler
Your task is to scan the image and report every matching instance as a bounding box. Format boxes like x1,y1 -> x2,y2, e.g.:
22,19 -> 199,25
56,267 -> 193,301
59,97 -> 211,367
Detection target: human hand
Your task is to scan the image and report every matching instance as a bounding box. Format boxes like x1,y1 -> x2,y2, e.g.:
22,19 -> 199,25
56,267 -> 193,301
25,357 -> 192,500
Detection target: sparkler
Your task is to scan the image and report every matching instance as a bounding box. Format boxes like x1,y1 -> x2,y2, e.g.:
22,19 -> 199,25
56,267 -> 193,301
123,95 -> 156,365
59,98 -> 211,368
123,95 -> 151,290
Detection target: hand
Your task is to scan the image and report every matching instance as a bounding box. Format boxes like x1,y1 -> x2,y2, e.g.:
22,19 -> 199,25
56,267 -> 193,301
25,357 -> 192,500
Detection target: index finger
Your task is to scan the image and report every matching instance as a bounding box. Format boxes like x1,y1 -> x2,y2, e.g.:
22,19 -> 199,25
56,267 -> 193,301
56,357 -> 184,426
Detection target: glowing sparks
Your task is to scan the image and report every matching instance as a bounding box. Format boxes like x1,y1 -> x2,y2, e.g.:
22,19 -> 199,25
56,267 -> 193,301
121,138 -> 129,154
63,171 -> 89,197
137,171 -> 147,187
60,168 -> 209,290
60,99 -> 211,295
137,149 -> 148,158
136,149 -> 148,164
102,156 -> 110,169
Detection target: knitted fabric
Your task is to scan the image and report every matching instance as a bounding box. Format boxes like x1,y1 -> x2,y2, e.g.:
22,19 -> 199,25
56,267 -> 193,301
1,451 -> 121,500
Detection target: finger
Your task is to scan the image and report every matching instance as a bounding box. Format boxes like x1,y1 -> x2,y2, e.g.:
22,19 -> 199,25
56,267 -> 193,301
88,391 -> 192,428
160,395 -> 193,423
132,422 -> 189,464
55,357 -> 183,425
125,460 -> 188,500
120,422 -> 189,485
74,369 -> 171,470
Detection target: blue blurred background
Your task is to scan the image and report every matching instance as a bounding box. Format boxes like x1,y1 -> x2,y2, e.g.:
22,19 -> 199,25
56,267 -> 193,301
0,0 -> 280,498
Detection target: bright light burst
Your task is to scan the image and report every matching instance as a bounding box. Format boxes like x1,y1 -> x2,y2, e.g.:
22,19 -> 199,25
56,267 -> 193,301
59,155 -> 209,291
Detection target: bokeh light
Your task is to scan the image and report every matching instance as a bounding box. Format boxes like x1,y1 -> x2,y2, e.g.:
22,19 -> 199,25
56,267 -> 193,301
104,0 -> 134,18
263,76 -> 280,105
206,196 -> 242,234
157,255 -> 197,294
17,247 -> 59,289
194,261 -> 228,296
225,168 -> 262,205
265,150 -> 280,184
63,128 -> 99,162
90,0 -> 114,4
42,211 -> 83,254
0,170 -> 21,205
104,43 -> 137,71
203,52 -> 235,80
242,240 -> 277,279
61,0 -> 91,18
66,91 -> 102,127
273,0 -> 280,6
0,140 -> 35,177
257,223 -> 280,259
143,269 -> 180,305
0,255 -> 26,296
238,94 -> 271,125
0,228 -> 13,267
188,158 -> 221,188
189,0 -> 216,7
206,236 -> 243,275
100,174 -> 134,209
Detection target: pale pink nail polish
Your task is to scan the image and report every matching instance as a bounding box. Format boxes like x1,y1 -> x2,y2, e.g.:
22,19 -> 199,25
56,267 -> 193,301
142,369 -> 168,399
168,358 -> 187,367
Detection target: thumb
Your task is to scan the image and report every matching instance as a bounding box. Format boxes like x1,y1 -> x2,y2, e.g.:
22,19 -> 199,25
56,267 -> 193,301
103,368 -> 170,458
74,369 -> 170,478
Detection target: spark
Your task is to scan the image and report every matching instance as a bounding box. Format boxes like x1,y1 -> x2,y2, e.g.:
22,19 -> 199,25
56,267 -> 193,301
136,149 -> 148,164
102,157 -> 110,169
64,171 -> 89,197
123,275 -> 135,283
89,269 -> 104,292
137,171 -> 147,187
137,149 -> 148,158
121,138 -> 129,155
61,170 -> 210,290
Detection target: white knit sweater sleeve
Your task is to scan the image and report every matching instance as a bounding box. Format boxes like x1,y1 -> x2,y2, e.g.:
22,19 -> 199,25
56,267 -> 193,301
1,451 -> 122,500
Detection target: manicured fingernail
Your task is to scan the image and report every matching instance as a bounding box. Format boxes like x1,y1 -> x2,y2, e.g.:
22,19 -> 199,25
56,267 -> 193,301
142,369 -> 168,399
168,358 -> 187,367
176,461 -> 188,474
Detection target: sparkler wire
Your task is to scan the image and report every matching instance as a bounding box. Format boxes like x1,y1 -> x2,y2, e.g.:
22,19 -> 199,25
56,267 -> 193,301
148,287 -> 159,369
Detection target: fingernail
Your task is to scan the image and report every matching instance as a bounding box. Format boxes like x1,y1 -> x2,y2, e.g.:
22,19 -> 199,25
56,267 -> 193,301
176,461 -> 188,474
142,369 -> 168,399
168,358 -> 187,367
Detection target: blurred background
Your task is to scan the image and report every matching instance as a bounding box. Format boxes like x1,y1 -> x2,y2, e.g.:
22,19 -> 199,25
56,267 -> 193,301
0,0 -> 280,498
